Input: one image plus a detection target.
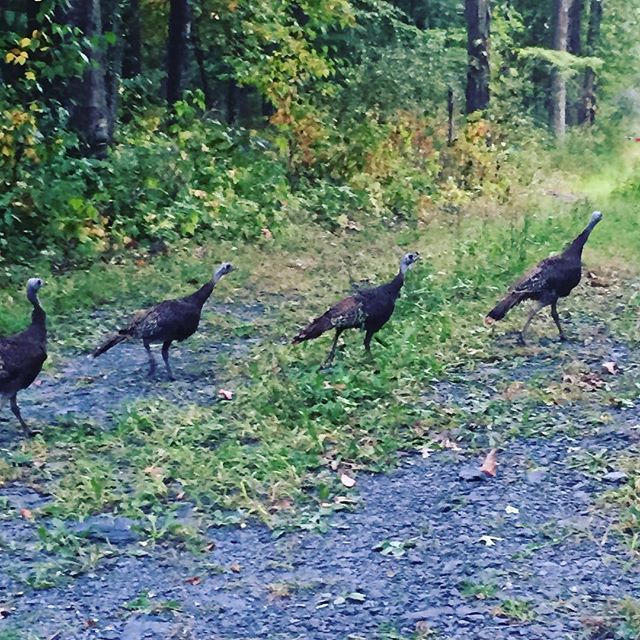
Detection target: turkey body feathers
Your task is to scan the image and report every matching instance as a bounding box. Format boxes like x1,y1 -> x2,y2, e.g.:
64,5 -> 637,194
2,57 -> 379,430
485,211 -> 602,342
292,253 -> 419,365
91,262 -> 233,379
0,278 -> 47,434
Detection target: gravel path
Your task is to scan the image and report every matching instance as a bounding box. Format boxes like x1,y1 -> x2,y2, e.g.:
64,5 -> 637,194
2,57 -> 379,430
1,299 -> 639,639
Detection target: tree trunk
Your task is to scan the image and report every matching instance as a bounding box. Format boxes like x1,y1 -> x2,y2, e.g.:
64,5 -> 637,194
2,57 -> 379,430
566,0 -> 582,125
464,0 -> 491,114
578,0 -> 602,125
551,0 -> 573,138
102,0 -> 123,142
122,0 -> 142,78
58,0 -> 111,156
189,8 -> 212,108
166,0 -> 190,108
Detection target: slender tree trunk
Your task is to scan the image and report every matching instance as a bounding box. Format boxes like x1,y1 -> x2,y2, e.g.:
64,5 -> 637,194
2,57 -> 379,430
189,9 -> 212,108
579,0 -> 602,125
166,0 -> 190,108
58,0 -> 111,156
102,0 -> 123,142
566,0 -> 583,125
122,0 -> 142,78
464,0 -> 491,114
447,87 -> 455,145
551,0 -> 574,138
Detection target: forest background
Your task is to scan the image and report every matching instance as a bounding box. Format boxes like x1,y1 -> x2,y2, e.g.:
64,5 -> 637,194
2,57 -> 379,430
1,0 -> 639,279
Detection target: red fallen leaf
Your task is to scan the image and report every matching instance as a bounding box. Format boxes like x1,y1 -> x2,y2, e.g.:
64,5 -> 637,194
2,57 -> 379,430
229,562 -> 242,573
480,449 -> 498,477
20,508 -> 33,521
218,388 -> 234,401
602,361 -> 618,375
185,575 -> 201,585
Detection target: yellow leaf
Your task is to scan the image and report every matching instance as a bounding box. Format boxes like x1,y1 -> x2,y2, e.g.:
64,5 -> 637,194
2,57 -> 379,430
5,52 -> 15,63
25,70 -> 36,81
19,37 -> 32,48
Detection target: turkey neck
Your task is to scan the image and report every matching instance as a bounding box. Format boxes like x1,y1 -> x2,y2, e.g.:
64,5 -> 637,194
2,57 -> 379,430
187,280 -> 216,308
565,219 -> 600,259
385,271 -> 405,298
26,292 -> 47,343
186,273 -> 224,308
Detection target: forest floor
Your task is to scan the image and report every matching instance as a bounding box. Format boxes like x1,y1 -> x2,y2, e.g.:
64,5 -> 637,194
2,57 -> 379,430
1,159 -> 640,639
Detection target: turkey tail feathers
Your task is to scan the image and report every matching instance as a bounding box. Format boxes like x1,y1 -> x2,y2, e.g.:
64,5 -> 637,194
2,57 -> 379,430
485,291 -> 524,325
292,315 -> 332,344
92,332 -> 128,358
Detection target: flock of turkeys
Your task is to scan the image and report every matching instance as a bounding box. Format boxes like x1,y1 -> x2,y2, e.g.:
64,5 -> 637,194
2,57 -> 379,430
0,211 -> 603,434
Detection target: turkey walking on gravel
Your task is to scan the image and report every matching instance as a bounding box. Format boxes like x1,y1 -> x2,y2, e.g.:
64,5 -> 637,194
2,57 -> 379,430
92,262 -> 234,379
0,278 -> 47,435
292,252 -> 420,366
485,211 -> 603,344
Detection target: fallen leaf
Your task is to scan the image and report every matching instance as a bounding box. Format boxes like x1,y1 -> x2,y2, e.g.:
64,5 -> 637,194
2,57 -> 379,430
505,505 -> 519,515
261,227 -> 273,240
602,361 -> 618,375
229,562 -> 241,573
478,535 -> 503,546
143,466 -> 164,479
185,576 -> 201,585
218,388 -> 234,400
340,473 -> 356,488
20,508 -> 33,521
420,446 -> 433,458
480,449 -> 498,477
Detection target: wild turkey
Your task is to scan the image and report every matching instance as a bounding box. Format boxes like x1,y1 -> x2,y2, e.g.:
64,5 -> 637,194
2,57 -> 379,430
0,278 -> 47,435
292,252 -> 420,366
485,211 -> 603,344
92,262 -> 234,379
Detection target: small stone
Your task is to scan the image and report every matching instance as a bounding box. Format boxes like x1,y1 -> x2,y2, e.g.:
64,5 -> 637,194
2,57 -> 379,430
526,468 -> 547,483
459,466 -> 485,481
404,606 -> 454,621
602,471 -> 628,484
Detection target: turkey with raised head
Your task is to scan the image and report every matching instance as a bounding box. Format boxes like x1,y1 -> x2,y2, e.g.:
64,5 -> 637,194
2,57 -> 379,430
292,252 -> 420,366
92,262 -> 234,379
0,278 -> 47,435
485,211 -> 603,344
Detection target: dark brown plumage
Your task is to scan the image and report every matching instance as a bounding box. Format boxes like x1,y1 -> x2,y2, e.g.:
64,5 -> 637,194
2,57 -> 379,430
92,262 -> 233,379
0,278 -> 47,435
486,211 -> 603,344
292,252 -> 420,366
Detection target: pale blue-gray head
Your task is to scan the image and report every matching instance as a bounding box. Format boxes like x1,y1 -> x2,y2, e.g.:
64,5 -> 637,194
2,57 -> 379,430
214,262 -> 234,282
590,210 -> 603,224
26,277 -> 44,304
400,252 -> 420,274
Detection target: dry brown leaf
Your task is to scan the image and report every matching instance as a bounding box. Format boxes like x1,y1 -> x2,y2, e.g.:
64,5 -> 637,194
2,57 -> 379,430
185,575 -> 202,585
143,466 -> 164,479
229,562 -> 242,573
602,361 -> 618,375
261,227 -> 273,240
218,388 -> 234,400
480,449 -> 498,477
20,508 -> 33,521
340,473 -> 356,488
